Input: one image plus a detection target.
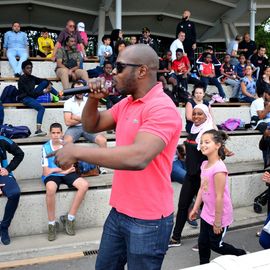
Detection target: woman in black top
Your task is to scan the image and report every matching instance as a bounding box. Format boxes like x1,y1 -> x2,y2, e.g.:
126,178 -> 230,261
169,104 -> 215,247
185,83 -> 214,133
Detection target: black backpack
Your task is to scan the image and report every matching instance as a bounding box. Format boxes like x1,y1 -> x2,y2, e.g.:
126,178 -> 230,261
0,85 -> 19,103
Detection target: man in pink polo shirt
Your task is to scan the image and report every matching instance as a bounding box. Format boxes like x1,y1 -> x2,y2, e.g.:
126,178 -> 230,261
53,44 -> 182,270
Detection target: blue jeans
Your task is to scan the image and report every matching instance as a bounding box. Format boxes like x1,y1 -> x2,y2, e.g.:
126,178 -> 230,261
7,48 -> 28,74
0,102 -> 4,125
171,160 -> 186,184
0,176 -> 21,229
22,80 -> 58,124
259,212 -> 270,249
96,208 -> 174,270
239,96 -> 256,103
200,77 -> 226,98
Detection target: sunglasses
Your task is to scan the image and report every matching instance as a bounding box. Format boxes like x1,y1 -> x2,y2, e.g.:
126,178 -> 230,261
68,25 -> 75,28
116,62 -> 142,73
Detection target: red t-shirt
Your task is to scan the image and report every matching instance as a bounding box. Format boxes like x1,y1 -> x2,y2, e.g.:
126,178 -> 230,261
109,83 -> 182,219
172,56 -> 190,74
199,62 -> 214,76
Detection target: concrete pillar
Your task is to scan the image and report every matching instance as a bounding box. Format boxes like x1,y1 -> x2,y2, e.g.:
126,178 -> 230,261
115,0 -> 122,29
222,22 -> 231,48
229,23 -> 238,38
249,0 -> 256,40
98,5 -> 106,53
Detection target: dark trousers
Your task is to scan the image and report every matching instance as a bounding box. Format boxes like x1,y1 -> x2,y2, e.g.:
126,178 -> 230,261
172,173 -> 201,240
0,175 -> 21,229
200,77 -> 226,98
199,218 -> 246,264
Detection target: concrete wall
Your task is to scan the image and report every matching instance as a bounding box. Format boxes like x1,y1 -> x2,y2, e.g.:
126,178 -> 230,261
3,106 -> 251,135
0,61 -> 97,78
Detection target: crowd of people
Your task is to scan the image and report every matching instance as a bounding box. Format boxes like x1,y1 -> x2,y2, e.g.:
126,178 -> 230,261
0,8 -> 270,270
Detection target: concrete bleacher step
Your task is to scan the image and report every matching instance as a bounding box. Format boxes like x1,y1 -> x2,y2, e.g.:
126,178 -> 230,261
2,106 -> 252,135
0,61 -> 98,78
0,80 -> 64,93
0,168 -> 265,238
0,205 -> 265,265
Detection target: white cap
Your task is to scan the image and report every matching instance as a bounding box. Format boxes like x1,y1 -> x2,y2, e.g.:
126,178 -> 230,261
77,22 -> 85,31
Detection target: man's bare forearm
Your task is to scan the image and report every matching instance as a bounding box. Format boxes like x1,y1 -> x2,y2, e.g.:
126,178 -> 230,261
81,97 -> 100,132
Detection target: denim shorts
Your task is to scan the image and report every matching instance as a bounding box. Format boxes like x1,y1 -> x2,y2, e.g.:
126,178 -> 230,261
65,125 -> 96,143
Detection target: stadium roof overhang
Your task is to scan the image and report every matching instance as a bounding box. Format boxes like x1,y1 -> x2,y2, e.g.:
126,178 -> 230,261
0,0 -> 269,43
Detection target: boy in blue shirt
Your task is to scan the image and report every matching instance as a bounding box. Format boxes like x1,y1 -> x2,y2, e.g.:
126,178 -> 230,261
98,35 -> 113,66
42,123 -> 88,241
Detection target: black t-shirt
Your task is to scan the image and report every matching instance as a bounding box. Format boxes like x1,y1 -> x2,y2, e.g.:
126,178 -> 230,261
250,54 -> 269,78
238,40 -> 256,59
184,133 -> 207,176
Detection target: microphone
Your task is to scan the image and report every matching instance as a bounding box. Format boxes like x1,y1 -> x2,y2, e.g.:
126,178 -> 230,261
59,86 -> 90,96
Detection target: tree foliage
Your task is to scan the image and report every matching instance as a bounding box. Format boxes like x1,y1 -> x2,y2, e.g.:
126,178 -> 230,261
255,18 -> 270,56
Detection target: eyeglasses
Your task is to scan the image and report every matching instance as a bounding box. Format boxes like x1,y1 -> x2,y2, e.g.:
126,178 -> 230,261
115,62 -> 142,73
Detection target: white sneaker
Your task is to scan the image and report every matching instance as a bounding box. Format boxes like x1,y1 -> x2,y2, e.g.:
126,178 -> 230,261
99,167 -> 107,174
223,97 -> 230,102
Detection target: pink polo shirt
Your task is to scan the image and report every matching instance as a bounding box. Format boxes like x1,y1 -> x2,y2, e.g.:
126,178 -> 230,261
109,82 -> 182,219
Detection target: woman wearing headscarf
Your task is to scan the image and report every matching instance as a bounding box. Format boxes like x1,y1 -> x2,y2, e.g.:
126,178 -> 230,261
169,104 -> 215,247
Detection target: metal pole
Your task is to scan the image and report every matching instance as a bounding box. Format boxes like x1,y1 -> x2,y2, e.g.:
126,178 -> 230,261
98,5 -> 106,53
249,0 -> 256,40
115,0 -> 122,29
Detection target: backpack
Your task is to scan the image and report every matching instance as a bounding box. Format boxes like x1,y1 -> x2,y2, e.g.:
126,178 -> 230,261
75,161 -> 99,177
0,124 -> 31,139
36,93 -> 52,103
220,118 -> 241,131
0,85 -> 19,103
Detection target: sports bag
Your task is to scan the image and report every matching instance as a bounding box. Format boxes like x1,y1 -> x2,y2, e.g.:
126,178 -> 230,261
220,118 -> 241,131
75,161 -> 99,177
36,93 -> 51,103
0,124 -> 31,139
0,85 -> 19,103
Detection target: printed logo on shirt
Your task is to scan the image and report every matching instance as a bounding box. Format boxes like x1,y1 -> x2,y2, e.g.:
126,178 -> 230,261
202,177 -> 209,193
133,119 -> 139,124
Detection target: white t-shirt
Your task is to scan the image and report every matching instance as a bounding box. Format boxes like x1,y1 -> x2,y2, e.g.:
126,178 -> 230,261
170,39 -> 185,61
63,96 -> 88,126
250,97 -> 270,128
227,40 -> 238,56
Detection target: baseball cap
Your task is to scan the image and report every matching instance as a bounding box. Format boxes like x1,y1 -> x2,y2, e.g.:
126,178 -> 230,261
77,22 -> 85,31
206,45 -> 214,50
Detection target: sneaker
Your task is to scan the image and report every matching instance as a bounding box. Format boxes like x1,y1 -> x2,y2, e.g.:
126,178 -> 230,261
99,167 -> 107,174
34,129 -> 47,136
0,227 -> 10,245
60,215 -> 75,236
256,230 -> 261,237
187,219 -> 198,228
48,222 -> 59,241
168,238 -> 182,248
192,244 -> 199,252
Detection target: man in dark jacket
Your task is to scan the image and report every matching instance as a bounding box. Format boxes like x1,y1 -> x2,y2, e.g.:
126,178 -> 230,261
18,60 -> 59,136
0,136 -> 24,245
175,10 -> 196,63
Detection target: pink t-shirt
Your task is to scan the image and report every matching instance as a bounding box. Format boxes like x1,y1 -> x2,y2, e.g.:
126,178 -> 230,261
200,160 -> 233,227
109,83 -> 182,219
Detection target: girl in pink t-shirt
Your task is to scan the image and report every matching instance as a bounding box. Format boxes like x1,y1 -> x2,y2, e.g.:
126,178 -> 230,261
189,129 -> 246,264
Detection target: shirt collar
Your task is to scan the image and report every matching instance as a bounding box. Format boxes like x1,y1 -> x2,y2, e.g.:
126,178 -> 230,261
127,82 -> 163,104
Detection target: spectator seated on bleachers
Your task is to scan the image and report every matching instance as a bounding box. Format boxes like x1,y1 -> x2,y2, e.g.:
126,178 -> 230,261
239,65 -> 257,103
51,19 -> 87,62
171,144 -> 186,184
199,53 -> 227,100
18,60 -> 59,136
257,67 -> 270,95
3,22 -> 28,77
238,32 -> 257,60
226,34 -> 242,67
250,45 -> 269,80
171,48 -> 190,91
37,28 -> 54,58
98,35 -> 113,67
111,40 -> 127,66
220,54 -> 239,98
98,61 -> 124,109
55,36 -> 89,90
196,45 -> 221,77
250,87 -> 270,133
42,122 -> 89,241
157,50 -> 174,91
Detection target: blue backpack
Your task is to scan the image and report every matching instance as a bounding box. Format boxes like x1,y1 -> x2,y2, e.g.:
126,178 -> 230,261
0,124 -> 31,139
0,85 -> 19,103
